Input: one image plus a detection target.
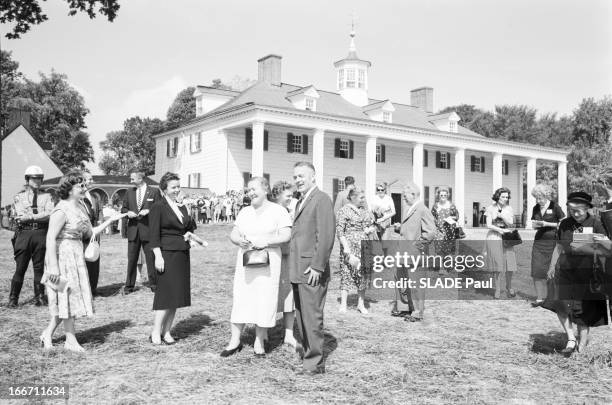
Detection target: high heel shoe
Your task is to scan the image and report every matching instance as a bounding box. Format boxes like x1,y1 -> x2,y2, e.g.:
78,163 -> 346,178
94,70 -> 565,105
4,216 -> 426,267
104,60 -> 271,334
64,341 -> 85,353
149,335 -> 163,345
39,334 -> 53,350
220,343 -> 243,357
561,338 -> 576,354
162,335 -> 176,345
357,305 -> 369,314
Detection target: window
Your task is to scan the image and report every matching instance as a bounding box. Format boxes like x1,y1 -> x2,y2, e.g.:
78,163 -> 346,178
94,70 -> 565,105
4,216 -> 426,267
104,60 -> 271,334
346,69 -> 355,88
287,133 -> 308,154
382,111 -> 391,123
243,172 -> 270,187
188,173 -> 201,188
376,144 -> 386,163
338,69 -> 344,90
449,121 -> 457,133
166,137 -> 178,157
334,138 -> 354,159
332,178 -> 346,204
305,98 -> 314,111
358,69 -> 365,89
245,128 -> 268,151
470,156 -> 486,173
502,159 -> 509,175
436,151 -> 451,169
190,132 -> 201,153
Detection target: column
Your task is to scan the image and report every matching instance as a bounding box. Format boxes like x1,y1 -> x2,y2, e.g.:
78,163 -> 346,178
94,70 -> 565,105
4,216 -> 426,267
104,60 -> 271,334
558,161 -> 567,208
312,128 -> 325,190
454,148 -> 465,228
526,157 -> 537,229
492,152 -> 503,193
412,142 -> 424,191
251,121 -> 264,177
365,136 -> 377,204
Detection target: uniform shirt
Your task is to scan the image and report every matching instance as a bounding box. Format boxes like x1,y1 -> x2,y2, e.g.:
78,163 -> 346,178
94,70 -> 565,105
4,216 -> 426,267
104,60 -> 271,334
13,188 -> 54,222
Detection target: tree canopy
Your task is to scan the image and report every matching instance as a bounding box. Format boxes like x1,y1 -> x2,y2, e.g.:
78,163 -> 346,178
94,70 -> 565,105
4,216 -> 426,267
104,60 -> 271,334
0,0 -> 120,39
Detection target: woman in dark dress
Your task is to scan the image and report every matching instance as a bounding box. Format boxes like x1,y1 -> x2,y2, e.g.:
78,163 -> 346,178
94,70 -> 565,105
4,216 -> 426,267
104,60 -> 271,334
148,172 -> 204,345
530,184 -> 565,307
544,191 -> 609,353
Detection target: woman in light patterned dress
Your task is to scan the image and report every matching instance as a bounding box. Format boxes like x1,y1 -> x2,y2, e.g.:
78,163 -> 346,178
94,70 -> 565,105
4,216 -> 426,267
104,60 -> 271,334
40,172 -> 125,352
336,188 -> 378,314
431,186 -> 460,273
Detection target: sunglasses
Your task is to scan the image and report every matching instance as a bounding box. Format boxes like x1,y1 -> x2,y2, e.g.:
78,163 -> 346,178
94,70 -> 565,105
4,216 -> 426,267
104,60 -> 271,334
376,188 -> 385,192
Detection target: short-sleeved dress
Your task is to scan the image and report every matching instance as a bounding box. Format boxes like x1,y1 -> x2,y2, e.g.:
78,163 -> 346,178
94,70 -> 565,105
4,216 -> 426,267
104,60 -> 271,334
336,203 -> 377,291
530,201 -> 565,279
46,200 -> 94,319
544,215 -> 611,326
231,201 -> 292,327
485,204 -> 517,273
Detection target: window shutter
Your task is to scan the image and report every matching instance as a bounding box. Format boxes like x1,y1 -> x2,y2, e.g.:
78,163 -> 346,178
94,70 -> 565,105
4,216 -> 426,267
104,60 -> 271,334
470,156 -> 475,172
446,152 -> 451,170
349,140 -> 354,159
334,138 -> 341,157
166,139 -> 170,157
449,187 -> 453,202
264,173 -> 270,182
480,157 -> 485,173
287,133 -> 293,153
187,174 -> 191,188
381,144 -> 386,163
503,159 -> 509,175
424,186 -> 430,208
196,173 -> 201,188
333,178 -> 339,203
436,151 -> 441,168
264,130 -> 268,151
424,150 -> 428,167
242,172 -> 251,187
173,137 -> 178,156
245,128 -> 252,150
302,134 -> 308,155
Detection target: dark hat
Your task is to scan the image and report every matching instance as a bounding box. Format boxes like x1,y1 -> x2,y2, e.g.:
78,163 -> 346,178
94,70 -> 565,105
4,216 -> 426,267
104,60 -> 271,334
567,191 -> 593,208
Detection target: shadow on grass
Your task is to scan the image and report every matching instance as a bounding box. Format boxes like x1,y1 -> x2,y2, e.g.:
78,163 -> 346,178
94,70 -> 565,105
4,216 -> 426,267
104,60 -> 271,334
171,313 -> 213,339
96,282 -> 125,297
75,319 -> 133,344
529,331 -> 568,355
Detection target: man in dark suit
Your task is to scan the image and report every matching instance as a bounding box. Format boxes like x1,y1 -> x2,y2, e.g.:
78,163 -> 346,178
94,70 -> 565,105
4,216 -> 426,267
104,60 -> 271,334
289,162 -> 335,375
121,170 -> 161,294
80,172 -> 104,296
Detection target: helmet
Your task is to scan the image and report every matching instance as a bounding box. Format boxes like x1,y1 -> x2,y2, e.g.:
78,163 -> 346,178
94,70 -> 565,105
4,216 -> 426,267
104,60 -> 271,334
24,165 -> 44,178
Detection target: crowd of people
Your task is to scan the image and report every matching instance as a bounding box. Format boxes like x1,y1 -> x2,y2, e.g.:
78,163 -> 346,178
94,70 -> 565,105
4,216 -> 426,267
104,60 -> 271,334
4,163 -> 612,372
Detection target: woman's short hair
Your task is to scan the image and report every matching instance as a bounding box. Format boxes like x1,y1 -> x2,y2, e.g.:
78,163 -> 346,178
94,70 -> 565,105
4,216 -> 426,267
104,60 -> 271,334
492,187 -> 511,202
376,182 -> 387,192
58,171 -> 84,200
531,183 -> 554,200
159,172 -> 180,191
248,176 -> 270,194
271,180 -> 293,202
348,187 -> 365,201
435,186 -> 451,201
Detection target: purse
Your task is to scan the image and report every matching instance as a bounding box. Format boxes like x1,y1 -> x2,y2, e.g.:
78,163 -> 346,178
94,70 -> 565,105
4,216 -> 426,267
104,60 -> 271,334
242,248 -> 269,267
454,227 -> 466,239
84,237 -> 100,262
501,229 -> 522,248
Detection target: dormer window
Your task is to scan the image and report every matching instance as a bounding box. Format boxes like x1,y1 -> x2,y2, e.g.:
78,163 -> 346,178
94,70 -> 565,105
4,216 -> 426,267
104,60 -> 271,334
338,69 -> 344,90
346,69 -> 355,88
358,69 -> 365,89
382,111 -> 391,123
196,98 -> 203,115
305,98 -> 314,111
449,121 -> 457,133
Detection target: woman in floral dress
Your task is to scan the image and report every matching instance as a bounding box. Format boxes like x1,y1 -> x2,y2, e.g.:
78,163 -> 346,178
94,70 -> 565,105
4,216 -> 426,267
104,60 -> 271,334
431,186 -> 460,272
40,171 -> 124,352
336,188 -> 378,314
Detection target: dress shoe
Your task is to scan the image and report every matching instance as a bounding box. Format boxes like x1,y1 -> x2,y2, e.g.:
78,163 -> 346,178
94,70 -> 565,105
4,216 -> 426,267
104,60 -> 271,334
220,343 -> 243,357
162,335 -> 176,345
149,335 -> 163,346
64,341 -> 85,352
123,286 -> 134,295
391,310 -> 411,317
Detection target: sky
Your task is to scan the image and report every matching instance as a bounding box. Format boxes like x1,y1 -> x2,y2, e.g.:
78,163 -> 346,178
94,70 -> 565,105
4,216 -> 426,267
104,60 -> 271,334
2,0 -> 611,174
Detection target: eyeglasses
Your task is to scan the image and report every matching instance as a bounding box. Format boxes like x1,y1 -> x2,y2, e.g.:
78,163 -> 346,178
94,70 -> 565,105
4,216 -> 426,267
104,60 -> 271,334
376,188 -> 385,192
77,183 -> 87,188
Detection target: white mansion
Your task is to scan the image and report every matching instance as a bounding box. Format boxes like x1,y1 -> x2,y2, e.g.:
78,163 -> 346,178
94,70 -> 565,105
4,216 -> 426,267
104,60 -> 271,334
153,31 -> 568,228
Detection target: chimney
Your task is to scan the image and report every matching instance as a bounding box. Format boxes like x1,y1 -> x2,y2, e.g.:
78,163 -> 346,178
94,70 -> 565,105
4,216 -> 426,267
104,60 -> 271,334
257,54 -> 282,86
7,107 -> 31,131
410,87 -> 434,113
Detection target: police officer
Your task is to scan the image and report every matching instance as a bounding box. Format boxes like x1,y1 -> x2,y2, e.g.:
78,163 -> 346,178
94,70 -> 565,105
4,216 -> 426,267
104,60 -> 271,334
8,166 -> 55,308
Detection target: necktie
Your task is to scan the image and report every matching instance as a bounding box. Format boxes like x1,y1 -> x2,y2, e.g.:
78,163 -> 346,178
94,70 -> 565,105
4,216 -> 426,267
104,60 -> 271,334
32,190 -> 38,214
295,197 -> 304,216
137,187 -> 143,210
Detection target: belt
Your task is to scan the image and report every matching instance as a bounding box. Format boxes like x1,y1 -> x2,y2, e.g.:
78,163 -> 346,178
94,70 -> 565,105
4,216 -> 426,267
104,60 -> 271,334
18,223 -> 48,231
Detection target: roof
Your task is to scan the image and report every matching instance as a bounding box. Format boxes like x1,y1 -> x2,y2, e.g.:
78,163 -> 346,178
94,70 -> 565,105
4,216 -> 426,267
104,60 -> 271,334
42,175 -> 159,186
194,85 -> 240,97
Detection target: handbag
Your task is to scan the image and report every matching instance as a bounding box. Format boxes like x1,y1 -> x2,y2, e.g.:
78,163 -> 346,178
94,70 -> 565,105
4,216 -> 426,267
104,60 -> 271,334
454,227 -> 466,240
242,248 -> 269,267
84,237 -> 100,262
501,229 -> 522,248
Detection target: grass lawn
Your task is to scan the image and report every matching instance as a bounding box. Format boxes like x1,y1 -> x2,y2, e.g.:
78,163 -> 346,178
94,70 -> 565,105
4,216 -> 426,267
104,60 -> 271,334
0,225 -> 611,404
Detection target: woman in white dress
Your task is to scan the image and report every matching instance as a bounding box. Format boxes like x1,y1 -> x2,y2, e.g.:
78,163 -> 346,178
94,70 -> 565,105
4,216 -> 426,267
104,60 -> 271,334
271,180 -> 298,347
370,182 -> 396,240
222,177 -> 292,357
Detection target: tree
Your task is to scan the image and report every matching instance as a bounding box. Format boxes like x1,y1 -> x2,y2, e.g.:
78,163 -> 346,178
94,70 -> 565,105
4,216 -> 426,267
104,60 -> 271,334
99,116 -> 165,175
469,111 -> 496,138
1,0 -> 120,39
0,50 -> 23,132
493,105 -> 538,144
166,86 -> 196,130
438,104 -> 483,128
572,96 -> 612,148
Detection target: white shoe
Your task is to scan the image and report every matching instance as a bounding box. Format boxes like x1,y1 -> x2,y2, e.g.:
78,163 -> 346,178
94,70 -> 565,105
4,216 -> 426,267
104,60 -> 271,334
64,341 -> 85,352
